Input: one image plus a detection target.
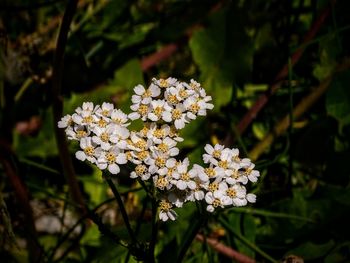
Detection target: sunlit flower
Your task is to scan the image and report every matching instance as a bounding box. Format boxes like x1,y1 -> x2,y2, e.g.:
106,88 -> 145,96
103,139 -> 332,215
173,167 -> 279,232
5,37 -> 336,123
132,84 -> 160,105
159,199 -> 177,221
96,146 -> 127,174
96,102 -> 114,118
162,104 -> 188,129
75,137 -> 101,163
58,114 -> 72,128
203,144 -> 225,164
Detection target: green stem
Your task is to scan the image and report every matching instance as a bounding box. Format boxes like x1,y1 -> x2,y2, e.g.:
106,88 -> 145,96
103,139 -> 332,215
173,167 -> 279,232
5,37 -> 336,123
229,207 -> 316,223
176,211 -> 206,262
149,192 -> 157,263
104,175 -> 137,244
219,217 -> 278,263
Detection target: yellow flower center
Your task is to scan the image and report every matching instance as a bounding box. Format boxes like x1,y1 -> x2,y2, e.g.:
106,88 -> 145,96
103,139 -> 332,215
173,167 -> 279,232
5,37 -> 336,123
138,105 -> 149,116
76,130 -> 87,138
245,168 -> 253,175
158,143 -> 169,153
189,103 -> 200,113
142,89 -> 152,98
179,89 -> 188,98
140,126 -> 149,137
226,188 -> 236,198
98,119 -> 107,127
83,115 -> 93,124
135,164 -> 147,175
156,177 -> 168,189
208,182 -> 219,192
102,110 -> 109,116
136,151 -> 149,160
154,106 -> 164,117
100,132 -> 109,142
112,118 -> 123,125
190,82 -> 200,90
155,157 -> 166,167
171,109 -> 182,120
106,152 -> 116,164
159,79 -> 168,88
205,167 -> 216,178
218,160 -> 228,169
159,200 -> 172,211
212,150 -> 221,159
232,155 -> 240,162
167,94 -> 179,104
212,198 -> 221,208
154,128 -> 165,138
180,173 -> 190,181
135,139 -> 147,150
84,146 -> 95,156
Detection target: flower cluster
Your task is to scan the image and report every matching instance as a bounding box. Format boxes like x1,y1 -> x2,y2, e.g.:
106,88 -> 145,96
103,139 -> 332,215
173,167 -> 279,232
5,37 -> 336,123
58,77 -> 260,221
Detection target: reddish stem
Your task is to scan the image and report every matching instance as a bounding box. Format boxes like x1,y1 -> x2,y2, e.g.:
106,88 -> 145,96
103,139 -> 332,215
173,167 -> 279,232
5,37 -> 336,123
196,234 -> 256,263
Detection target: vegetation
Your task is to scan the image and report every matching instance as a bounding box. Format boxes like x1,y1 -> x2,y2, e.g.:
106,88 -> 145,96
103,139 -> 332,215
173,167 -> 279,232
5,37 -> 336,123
0,0 -> 350,262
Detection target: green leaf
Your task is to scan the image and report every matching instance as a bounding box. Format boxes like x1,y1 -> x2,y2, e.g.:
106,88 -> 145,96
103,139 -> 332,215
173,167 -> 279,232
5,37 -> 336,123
189,5 -> 253,109
287,240 -> 335,261
81,224 -> 101,247
64,59 -> 144,114
326,70 -> 350,127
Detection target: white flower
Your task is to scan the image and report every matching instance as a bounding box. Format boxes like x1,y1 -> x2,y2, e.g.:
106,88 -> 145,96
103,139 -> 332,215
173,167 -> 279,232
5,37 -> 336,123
96,146 -> 127,174
110,109 -> 129,126
132,84 -> 160,105
65,125 -> 90,141
109,126 -> 130,149
192,164 -> 224,182
151,137 -> 179,157
92,125 -> 115,150
75,137 -> 101,163
159,199 -> 177,221
96,102 -> 114,118
153,77 -> 178,89
205,192 -> 226,212
147,123 -> 171,144
147,100 -> 172,122
127,132 -> 151,152
171,159 -> 197,190
157,158 -> 177,180
246,193 -> 256,203
219,183 -> 248,207
58,114 -> 72,128
130,164 -> 152,180
184,79 -> 201,92
203,144 -> 225,164
245,163 -> 260,183
129,103 -> 150,121
75,102 -> 98,115
162,104 -> 188,129
225,168 -> 249,185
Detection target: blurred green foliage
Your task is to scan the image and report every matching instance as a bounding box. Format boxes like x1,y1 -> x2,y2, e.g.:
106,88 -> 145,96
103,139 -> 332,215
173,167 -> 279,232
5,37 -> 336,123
0,0 -> 350,262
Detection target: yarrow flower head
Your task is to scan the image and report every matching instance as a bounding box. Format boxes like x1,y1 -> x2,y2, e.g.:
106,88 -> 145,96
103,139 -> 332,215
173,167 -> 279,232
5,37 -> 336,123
58,78 -> 260,221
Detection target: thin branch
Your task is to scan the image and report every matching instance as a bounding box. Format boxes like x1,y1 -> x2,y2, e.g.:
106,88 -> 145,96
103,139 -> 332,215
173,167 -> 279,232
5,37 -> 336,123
51,0 -> 86,214
220,218 -> 278,263
0,158 -> 43,262
196,234 -> 256,263
176,211 -> 206,262
141,43 -> 179,71
104,176 -> 137,244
